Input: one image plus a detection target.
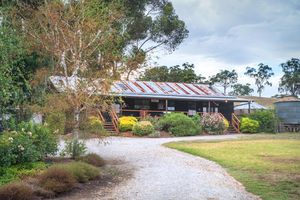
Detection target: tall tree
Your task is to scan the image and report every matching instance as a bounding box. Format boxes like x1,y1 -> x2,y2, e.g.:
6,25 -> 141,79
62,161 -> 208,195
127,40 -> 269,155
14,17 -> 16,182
139,63 -> 206,83
112,0 -> 189,78
0,15 -> 30,119
245,63 -> 274,97
22,0 -> 129,139
210,70 -> 238,95
279,58 -> 300,96
229,83 -> 254,96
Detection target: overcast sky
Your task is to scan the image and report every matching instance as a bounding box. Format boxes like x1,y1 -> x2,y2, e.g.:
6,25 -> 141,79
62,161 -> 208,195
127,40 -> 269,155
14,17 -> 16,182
153,0 -> 300,97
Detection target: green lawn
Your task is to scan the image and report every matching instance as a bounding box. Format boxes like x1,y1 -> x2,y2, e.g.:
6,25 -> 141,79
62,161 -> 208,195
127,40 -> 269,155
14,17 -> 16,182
165,134 -> 300,200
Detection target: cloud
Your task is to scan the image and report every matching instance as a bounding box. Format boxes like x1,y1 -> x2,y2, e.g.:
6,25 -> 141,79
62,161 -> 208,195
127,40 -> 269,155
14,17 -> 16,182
152,0 -> 300,97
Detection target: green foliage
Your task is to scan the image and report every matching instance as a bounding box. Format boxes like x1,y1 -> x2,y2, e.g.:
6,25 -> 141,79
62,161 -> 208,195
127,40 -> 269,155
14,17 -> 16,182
132,121 -> 155,136
0,122 -> 58,167
245,63 -> 274,97
0,162 -> 47,186
54,162 -> 100,183
210,70 -> 238,94
0,21 -> 30,114
61,139 -> 87,159
229,83 -> 254,96
139,63 -> 206,83
200,113 -> 227,135
148,131 -> 161,138
45,112 -> 66,135
240,117 -> 260,133
83,116 -> 105,135
279,58 -> 300,96
249,110 -> 277,133
158,113 -> 200,136
38,167 -> 76,193
143,116 -> 160,129
77,153 -> 105,167
191,114 -> 201,125
0,182 -> 34,200
119,116 -> 138,132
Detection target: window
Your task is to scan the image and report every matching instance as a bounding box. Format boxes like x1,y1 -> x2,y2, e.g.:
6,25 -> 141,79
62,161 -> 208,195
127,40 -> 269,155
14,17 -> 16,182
134,99 -> 150,109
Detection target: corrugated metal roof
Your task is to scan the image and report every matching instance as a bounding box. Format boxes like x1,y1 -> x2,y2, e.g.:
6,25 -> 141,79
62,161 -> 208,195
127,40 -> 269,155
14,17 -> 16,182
50,76 -> 248,101
234,102 -> 267,110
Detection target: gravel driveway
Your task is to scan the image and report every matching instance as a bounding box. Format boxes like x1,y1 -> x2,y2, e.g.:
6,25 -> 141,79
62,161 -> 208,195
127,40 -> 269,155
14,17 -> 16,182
86,135 -> 260,200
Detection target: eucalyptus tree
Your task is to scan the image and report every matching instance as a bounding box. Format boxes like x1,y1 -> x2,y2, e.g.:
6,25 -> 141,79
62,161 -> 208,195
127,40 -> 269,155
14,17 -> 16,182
279,58 -> 300,96
245,63 -> 274,97
229,83 -> 254,96
210,70 -> 238,95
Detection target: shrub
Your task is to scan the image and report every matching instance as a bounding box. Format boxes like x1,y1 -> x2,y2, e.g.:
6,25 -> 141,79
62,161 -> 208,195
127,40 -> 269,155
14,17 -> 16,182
119,116 -> 138,132
60,139 -> 87,159
144,116 -> 160,130
158,113 -> 200,136
249,110 -> 277,132
201,113 -> 227,134
191,114 -> 201,125
240,117 -> 260,133
83,116 -> 105,135
148,131 -> 161,138
0,122 -> 58,167
0,182 -> 34,200
54,162 -> 100,183
77,153 -> 105,167
45,112 -> 66,135
0,162 -> 47,186
132,121 -> 155,136
38,167 -> 76,193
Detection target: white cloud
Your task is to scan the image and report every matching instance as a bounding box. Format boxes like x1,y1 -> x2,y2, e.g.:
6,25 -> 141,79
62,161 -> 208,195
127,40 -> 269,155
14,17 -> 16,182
151,0 -> 300,97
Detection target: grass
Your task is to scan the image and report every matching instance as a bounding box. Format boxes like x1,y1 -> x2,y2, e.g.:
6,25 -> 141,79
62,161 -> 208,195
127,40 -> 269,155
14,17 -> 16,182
0,162 -> 48,186
165,133 -> 300,200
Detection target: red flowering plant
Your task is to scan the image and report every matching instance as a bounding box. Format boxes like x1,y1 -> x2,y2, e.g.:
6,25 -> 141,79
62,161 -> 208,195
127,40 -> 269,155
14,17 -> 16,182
200,113 -> 228,135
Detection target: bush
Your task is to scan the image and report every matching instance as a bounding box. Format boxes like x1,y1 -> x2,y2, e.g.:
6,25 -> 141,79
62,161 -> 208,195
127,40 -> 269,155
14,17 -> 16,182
158,113 -> 200,136
54,162 -> 100,183
83,116 -> 105,135
119,116 -> 138,132
191,114 -> 201,125
132,121 -> 155,136
38,167 -> 76,193
144,116 -> 160,130
200,113 -> 228,135
148,131 -> 161,138
77,153 -> 105,167
249,110 -> 277,132
240,117 -> 260,133
60,139 -> 87,159
0,122 -> 58,167
0,162 -> 47,186
0,182 -> 34,200
45,112 -> 66,135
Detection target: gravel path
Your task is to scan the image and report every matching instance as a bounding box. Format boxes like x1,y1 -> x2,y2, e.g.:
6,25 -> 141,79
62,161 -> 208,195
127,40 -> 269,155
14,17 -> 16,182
85,135 -> 260,200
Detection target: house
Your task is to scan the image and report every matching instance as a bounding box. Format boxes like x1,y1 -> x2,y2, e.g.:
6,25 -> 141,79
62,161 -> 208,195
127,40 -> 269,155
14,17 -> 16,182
50,76 -> 250,133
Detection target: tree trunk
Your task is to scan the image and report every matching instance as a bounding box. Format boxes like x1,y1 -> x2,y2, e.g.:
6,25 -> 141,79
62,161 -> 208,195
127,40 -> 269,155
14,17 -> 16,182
73,106 -> 80,139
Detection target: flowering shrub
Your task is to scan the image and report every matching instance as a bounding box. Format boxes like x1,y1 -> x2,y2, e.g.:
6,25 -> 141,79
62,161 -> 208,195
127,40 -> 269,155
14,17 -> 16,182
84,116 -> 105,135
158,113 -> 201,136
240,117 -> 259,133
132,121 -> 155,136
119,116 -> 138,132
0,122 -> 58,167
201,113 -> 227,135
